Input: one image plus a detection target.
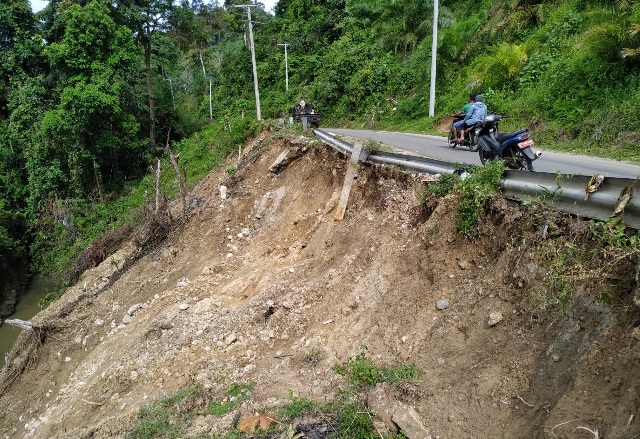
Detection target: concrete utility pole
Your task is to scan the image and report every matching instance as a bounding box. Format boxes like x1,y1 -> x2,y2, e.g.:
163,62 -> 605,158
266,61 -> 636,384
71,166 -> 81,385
233,4 -> 262,120
277,42 -> 289,92
429,0 -> 438,117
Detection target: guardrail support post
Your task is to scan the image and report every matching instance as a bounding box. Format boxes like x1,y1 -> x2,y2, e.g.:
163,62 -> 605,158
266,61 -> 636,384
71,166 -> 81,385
301,116 -> 308,132
335,141 -> 363,221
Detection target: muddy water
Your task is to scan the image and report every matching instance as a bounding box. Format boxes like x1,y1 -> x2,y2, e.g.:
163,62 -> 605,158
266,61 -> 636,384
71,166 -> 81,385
0,276 -> 58,367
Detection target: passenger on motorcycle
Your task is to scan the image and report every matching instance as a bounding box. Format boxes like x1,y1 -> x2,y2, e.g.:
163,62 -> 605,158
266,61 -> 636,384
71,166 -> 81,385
459,94 -> 487,143
451,93 -> 476,144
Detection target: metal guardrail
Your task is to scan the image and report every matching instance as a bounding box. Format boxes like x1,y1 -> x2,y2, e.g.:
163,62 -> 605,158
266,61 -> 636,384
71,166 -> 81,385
314,129 -> 640,229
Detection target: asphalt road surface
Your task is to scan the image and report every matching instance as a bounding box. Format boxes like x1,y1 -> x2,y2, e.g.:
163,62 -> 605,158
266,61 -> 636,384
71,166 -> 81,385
325,128 -> 640,179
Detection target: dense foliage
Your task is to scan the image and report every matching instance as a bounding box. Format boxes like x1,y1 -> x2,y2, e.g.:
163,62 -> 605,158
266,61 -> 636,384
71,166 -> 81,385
0,0 -> 638,281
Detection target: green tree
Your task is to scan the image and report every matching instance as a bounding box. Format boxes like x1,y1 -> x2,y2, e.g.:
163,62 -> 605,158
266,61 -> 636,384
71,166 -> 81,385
113,0 -> 175,148
0,0 -> 41,258
42,1 -> 140,199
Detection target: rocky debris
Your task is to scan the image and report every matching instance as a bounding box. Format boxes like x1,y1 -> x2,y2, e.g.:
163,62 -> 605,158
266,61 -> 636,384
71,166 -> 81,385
487,311 -> 503,327
126,303 -> 146,316
1,133 -> 639,439
366,383 -> 432,439
436,299 -> 449,310
294,418 -> 340,439
269,145 -> 309,174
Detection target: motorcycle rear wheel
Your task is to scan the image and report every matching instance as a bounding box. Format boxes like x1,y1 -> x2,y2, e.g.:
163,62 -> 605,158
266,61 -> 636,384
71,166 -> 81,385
468,132 -> 480,152
509,149 -> 533,171
448,129 -> 457,149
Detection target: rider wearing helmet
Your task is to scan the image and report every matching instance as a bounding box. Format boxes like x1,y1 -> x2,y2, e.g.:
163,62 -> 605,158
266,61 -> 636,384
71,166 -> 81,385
459,94 -> 487,142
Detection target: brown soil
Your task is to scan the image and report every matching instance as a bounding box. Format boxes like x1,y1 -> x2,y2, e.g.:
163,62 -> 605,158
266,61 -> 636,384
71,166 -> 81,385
1,128 -> 639,439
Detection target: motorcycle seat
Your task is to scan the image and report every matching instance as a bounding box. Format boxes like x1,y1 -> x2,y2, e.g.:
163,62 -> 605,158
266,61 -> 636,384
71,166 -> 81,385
496,129 -> 527,143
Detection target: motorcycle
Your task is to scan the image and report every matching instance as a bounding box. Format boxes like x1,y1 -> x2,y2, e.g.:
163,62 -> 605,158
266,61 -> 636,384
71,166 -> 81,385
447,114 -> 481,152
477,114 -> 541,171
292,103 -> 321,128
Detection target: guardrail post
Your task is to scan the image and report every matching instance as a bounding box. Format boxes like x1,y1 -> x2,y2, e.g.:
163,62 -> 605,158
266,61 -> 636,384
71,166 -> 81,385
335,141 -> 363,220
301,116 -> 308,132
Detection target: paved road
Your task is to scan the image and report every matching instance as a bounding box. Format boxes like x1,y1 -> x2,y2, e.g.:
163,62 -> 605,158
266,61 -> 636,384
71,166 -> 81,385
325,128 -> 640,179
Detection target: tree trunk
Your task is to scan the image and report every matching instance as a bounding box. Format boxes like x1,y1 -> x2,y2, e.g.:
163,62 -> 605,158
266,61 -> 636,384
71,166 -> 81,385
164,132 -> 188,215
144,37 -> 156,148
93,160 -> 104,203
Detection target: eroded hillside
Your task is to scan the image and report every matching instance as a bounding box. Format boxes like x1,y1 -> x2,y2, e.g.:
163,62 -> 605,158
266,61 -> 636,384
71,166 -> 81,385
1,129 -> 639,439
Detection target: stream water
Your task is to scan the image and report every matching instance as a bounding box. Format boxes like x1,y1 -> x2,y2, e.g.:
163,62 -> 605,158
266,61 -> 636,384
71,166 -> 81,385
0,275 -> 58,367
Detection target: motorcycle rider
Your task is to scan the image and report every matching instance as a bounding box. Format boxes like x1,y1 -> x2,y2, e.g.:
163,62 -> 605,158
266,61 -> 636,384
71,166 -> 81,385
451,93 -> 476,144
459,94 -> 487,143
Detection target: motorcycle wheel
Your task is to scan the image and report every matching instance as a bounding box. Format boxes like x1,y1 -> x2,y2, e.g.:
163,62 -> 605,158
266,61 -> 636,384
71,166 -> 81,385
478,148 -> 488,166
513,149 -> 534,171
447,129 -> 457,149
468,132 -> 480,152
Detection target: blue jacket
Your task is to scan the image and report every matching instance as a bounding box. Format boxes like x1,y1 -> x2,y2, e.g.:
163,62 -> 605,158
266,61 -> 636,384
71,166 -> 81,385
464,102 -> 487,125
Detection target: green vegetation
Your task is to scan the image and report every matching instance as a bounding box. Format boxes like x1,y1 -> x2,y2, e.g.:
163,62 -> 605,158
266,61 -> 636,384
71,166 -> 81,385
422,161 -> 504,236
303,347 -> 325,366
278,390 -> 317,420
454,162 -> 504,236
37,290 -> 63,309
131,388 -> 199,439
332,345 -> 422,390
522,215 -> 640,314
207,381 -> 254,417
421,173 -> 460,199
129,347 -> 418,438
131,382 -> 254,439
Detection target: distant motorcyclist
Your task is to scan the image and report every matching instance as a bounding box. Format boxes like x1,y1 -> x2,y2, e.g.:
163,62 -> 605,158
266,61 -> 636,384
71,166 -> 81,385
293,97 -> 313,118
451,93 -> 476,144
459,94 -> 487,142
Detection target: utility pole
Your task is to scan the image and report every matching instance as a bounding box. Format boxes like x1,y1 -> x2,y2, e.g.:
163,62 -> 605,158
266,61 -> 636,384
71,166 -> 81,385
277,42 -> 289,92
429,0 -> 438,117
233,4 -> 262,120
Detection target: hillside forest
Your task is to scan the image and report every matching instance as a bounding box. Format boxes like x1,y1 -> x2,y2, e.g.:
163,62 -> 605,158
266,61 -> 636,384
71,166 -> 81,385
0,0 -> 639,298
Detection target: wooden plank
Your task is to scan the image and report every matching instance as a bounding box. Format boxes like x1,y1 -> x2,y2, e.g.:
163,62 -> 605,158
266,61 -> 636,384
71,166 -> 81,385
334,141 -> 363,221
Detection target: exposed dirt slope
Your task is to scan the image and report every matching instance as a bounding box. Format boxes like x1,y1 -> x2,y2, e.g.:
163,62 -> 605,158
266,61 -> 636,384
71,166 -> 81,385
1,129 -> 639,439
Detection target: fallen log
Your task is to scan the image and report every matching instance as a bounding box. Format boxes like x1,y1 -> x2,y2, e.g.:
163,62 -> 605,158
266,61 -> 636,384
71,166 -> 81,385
4,319 -> 34,331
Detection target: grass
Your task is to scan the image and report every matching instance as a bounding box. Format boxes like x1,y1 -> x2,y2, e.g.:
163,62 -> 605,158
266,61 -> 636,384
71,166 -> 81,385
278,391 -> 317,420
207,381 -> 254,417
130,382 -> 254,439
421,161 -> 504,236
128,347 -> 419,439
332,345 -> 422,390
421,173 -> 459,200
520,213 -> 640,315
303,347 -> 325,366
422,222 -> 439,248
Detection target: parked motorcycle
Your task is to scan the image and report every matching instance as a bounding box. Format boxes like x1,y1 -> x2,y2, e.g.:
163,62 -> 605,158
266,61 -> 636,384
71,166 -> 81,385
292,103 -> 321,128
477,114 -> 541,171
447,114 -> 481,152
